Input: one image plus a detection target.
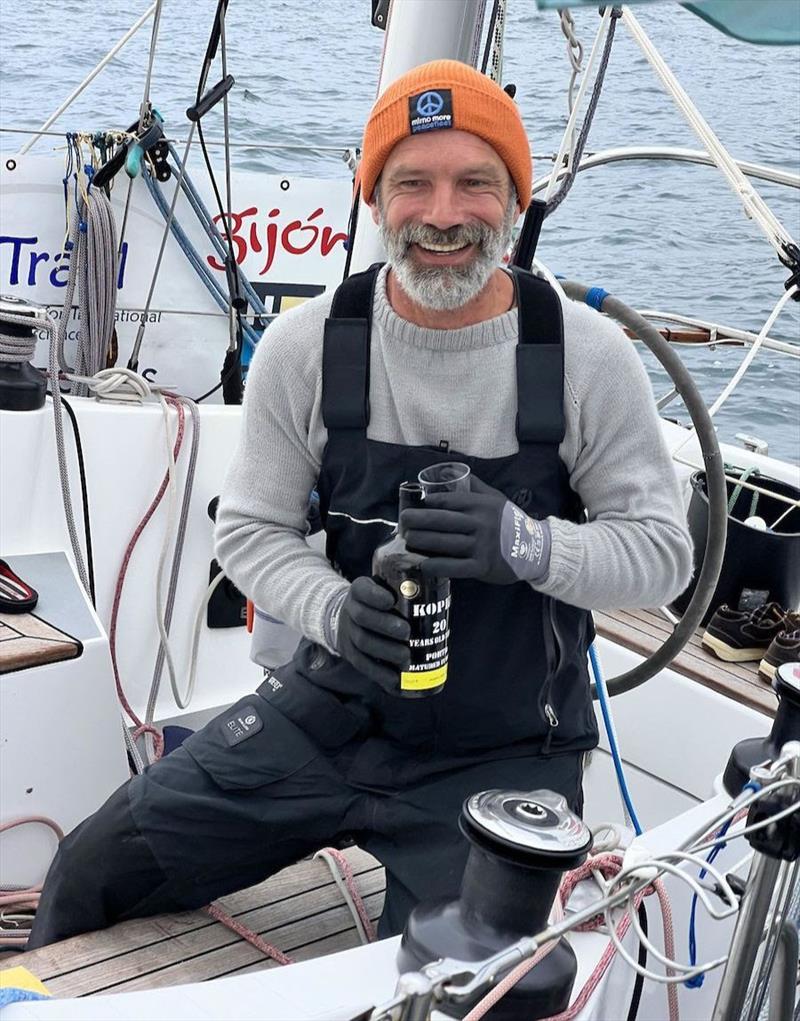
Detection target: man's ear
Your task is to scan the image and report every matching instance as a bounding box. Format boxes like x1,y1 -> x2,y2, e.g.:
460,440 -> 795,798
369,200 -> 381,226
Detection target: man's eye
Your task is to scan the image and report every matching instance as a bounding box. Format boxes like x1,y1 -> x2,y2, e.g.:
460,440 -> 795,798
465,179 -> 488,188
399,180 -> 423,188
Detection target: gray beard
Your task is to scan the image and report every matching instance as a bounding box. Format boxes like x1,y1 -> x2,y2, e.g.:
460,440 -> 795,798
378,196 -> 518,312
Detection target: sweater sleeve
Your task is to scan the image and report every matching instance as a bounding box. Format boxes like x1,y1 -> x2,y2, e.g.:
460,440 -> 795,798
535,301 -> 694,610
214,294 -> 349,651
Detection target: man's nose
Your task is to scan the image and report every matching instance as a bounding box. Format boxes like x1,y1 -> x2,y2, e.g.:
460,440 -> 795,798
423,183 -> 463,230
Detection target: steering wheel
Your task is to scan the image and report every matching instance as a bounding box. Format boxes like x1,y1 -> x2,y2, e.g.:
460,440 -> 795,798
561,280 -> 728,699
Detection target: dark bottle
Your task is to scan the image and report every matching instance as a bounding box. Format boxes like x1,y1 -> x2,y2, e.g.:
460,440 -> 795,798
372,482 -> 451,698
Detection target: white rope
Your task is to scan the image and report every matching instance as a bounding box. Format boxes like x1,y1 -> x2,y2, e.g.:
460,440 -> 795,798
531,257 -> 568,300
153,392 -> 182,714
64,366 -> 156,403
544,7 -> 613,203
314,849 -> 372,945
622,7 -> 796,260
671,284 -> 798,461
0,329 -> 37,363
175,570 -> 225,712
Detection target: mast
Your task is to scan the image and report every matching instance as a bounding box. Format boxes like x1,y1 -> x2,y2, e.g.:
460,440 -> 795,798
349,0 -> 487,273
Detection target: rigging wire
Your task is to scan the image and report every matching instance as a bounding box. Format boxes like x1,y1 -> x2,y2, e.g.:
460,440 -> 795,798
621,7 -> 797,265
117,0 -> 166,260
546,7 -> 621,217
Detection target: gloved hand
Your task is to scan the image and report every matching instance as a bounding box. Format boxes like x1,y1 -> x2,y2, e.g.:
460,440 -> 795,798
401,475 -> 551,585
335,576 -> 411,691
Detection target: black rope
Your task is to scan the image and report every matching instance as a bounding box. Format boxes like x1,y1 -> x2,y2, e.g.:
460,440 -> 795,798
190,0 -> 244,405
341,181 -> 361,282
624,893 -> 649,1020
49,392 -> 96,607
545,7 -> 622,218
480,0 -> 502,75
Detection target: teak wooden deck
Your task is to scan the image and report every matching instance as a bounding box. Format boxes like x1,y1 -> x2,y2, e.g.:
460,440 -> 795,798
594,606 -> 777,717
5,610 -> 774,999
5,847 -> 386,998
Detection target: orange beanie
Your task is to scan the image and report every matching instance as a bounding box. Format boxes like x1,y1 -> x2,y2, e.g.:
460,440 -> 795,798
360,60 -> 532,210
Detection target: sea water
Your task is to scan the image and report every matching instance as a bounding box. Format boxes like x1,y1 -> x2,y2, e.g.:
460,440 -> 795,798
1,0 -> 798,461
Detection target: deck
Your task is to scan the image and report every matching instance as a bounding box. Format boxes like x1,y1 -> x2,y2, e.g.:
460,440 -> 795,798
3,609 -> 775,998
594,606 -> 777,717
4,847 -> 386,998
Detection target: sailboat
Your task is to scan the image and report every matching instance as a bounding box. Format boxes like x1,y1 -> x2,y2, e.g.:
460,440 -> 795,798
0,0 -> 798,1018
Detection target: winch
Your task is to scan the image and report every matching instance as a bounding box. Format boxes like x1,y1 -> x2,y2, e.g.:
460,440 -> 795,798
0,294 -> 47,412
724,660 -> 800,795
397,789 -> 593,1019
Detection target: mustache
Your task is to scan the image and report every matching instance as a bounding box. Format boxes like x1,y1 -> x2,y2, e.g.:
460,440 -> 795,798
395,221 -> 494,251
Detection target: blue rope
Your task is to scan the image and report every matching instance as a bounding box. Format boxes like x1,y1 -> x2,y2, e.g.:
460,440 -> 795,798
585,286 -> 610,312
590,643 -> 643,836
684,779 -> 761,988
166,143 -> 269,319
142,171 -> 261,350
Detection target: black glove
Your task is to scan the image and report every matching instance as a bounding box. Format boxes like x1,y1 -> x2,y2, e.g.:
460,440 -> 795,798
335,576 -> 411,691
401,475 -> 551,584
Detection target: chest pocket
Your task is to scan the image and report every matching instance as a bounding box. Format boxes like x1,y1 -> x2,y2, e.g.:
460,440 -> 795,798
182,694 -> 319,791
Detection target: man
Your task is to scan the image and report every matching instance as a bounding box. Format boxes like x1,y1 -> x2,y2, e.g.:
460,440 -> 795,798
28,61 -> 691,948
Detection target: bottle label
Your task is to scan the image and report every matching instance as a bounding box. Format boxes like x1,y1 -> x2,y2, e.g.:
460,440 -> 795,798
397,576 -> 450,693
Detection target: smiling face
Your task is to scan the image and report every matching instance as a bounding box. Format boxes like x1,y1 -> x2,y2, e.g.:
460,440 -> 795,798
370,130 -> 519,314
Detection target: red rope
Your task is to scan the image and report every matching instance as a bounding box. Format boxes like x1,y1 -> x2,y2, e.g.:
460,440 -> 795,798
542,855 -> 678,1021
109,397 -> 186,761
465,854 -> 679,1021
0,817 -> 64,948
317,847 -> 377,943
205,903 -> 293,966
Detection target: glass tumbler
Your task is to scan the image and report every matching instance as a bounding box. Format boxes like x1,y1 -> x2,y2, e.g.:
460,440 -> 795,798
418,462 -> 471,495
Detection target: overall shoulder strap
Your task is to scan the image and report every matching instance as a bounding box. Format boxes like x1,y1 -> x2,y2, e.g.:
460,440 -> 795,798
322,264 -> 383,431
510,268 -> 566,445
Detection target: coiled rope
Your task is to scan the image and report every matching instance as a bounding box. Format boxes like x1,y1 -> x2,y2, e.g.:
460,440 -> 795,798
56,169 -> 118,393
0,327 -> 37,363
0,818 -> 65,948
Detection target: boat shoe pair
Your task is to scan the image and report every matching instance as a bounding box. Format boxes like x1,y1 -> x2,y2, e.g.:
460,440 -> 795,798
702,601 -> 800,682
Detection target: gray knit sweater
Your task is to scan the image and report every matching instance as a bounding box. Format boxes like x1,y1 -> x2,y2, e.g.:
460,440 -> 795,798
216,266 -> 693,652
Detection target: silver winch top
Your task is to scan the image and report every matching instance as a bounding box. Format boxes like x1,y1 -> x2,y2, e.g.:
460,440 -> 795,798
776,661 -> 800,692
0,294 -> 48,321
465,789 -> 592,856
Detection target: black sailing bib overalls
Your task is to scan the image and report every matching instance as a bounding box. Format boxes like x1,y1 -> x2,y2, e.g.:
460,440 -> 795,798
27,265 -> 600,947
267,264 -> 599,790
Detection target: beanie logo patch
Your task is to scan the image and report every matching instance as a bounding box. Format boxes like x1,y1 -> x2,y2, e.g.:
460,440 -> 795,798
409,89 -> 453,134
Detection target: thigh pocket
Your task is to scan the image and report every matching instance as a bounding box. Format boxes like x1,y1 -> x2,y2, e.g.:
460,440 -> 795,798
182,695 -> 318,791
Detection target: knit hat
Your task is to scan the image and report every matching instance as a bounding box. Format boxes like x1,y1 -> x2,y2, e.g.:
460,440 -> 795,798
360,59 -> 532,210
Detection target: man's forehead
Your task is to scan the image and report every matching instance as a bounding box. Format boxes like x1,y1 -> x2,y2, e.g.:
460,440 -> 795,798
383,130 -> 507,177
